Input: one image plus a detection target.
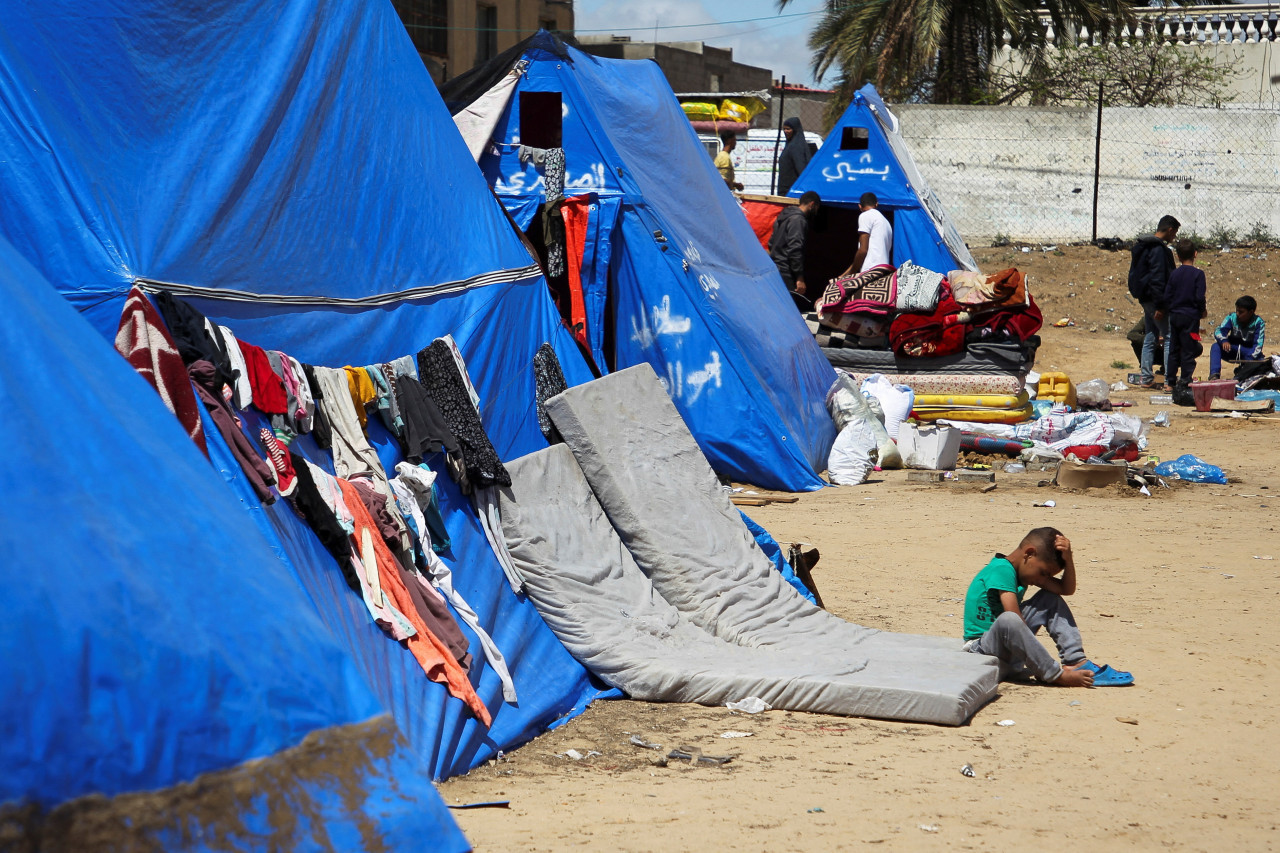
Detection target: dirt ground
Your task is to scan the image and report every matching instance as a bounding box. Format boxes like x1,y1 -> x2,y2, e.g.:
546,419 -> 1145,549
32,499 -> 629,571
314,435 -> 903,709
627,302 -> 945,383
440,247 -> 1280,851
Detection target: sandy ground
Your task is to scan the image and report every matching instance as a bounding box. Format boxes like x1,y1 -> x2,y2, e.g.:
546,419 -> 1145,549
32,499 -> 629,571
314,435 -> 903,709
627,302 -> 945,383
440,248 -> 1280,851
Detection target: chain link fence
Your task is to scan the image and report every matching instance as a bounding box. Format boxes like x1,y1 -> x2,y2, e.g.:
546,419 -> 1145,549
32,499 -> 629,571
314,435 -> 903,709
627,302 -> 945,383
895,103 -> 1280,246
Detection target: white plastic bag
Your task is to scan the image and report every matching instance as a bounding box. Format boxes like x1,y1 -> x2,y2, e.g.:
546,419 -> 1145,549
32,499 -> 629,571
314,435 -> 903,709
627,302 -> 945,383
1076,378 -> 1110,406
828,420 -> 877,485
861,374 -> 915,440
825,371 -> 903,469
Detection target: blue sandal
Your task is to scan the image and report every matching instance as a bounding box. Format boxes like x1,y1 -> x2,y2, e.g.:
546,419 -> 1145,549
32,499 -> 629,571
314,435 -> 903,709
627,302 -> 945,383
1080,661 -> 1134,686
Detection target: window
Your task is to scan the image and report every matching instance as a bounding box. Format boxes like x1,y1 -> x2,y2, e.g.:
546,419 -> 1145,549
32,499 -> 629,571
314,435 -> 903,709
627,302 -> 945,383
519,91 -> 562,149
709,74 -> 721,93
393,0 -> 447,57
840,126 -> 870,150
540,18 -> 558,34
476,4 -> 498,64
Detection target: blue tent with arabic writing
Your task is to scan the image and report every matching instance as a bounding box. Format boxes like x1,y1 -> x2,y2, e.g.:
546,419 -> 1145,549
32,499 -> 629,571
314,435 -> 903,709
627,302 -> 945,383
0,1 -> 632,844
790,84 -> 977,279
442,33 -> 836,492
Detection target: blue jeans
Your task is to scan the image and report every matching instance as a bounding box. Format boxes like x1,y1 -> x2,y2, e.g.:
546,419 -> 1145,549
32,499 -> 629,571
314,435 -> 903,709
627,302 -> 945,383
1141,301 -> 1170,382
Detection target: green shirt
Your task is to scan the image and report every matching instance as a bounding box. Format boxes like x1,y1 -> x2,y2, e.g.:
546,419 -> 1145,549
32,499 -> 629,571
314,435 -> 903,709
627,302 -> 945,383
963,555 -> 1026,640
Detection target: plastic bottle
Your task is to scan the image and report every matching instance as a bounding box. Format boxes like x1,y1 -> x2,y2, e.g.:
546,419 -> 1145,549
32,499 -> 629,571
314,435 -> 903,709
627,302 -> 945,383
1152,411 -> 1170,427
1150,394 -> 1173,405
1004,462 -> 1026,473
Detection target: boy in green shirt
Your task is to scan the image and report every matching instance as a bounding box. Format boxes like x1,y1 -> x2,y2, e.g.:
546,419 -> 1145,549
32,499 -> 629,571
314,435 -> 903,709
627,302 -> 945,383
962,527 -> 1133,687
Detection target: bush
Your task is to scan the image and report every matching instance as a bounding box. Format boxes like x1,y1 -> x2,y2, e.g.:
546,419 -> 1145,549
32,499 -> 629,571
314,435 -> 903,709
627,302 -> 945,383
1206,224 -> 1239,248
1245,221 -> 1276,246
1110,359 -> 1131,369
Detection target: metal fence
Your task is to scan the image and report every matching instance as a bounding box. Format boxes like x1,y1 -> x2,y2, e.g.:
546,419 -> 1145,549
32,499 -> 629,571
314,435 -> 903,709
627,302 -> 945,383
896,102 -> 1280,244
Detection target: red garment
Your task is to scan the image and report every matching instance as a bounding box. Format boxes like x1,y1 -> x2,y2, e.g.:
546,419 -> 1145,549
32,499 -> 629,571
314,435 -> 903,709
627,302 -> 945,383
336,478 -> 491,726
561,195 -> 592,349
741,199 -> 784,251
889,282 -> 967,357
236,340 -> 289,414
114,286 -> 208,456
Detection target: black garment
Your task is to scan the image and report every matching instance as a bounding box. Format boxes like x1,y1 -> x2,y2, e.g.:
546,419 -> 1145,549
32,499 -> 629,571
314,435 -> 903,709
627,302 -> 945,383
1126,235 -> 1175,305
533,342 -> 568,443
768,205 -> 809,288
395,373 -> 459,462
1167,313 -> 1200,387
417,340 -> 512,492
1165,264 -> 1207,320
288,452 -> 359,593
301,364 -> 334,449
775,117 -> 812,197
155,291 -> 236,386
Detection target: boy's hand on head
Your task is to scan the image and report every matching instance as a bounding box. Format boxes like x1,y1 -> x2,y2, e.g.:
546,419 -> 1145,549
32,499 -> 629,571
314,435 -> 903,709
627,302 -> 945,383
1055,534 -> 1072,559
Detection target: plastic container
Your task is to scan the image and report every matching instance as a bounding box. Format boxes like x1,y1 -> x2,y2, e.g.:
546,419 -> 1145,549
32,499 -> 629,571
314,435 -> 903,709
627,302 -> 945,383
1189,379 -> 1236,412
1036,372 -> 1077,409
898,423 -> 962,470
1150,394 -> 1173,405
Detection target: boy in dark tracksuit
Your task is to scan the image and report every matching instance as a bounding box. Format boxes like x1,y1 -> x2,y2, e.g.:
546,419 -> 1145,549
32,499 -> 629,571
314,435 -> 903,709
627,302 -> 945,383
1128,215 -> 1180,387
1161,239 -> 1207,388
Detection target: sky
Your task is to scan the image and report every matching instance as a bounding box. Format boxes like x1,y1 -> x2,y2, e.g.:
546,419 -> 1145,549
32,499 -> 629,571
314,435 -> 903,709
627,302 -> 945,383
572,0 -> 829,89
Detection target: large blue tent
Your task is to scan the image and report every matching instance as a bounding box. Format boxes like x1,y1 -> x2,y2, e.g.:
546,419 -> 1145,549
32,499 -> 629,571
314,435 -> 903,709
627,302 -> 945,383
443,34 -> 837,492
791,84 -> 977,277
0,0 -> 629,840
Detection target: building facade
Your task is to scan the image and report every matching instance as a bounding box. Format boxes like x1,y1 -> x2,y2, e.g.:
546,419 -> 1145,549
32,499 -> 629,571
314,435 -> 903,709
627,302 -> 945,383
576,37 -> 771,95
392,0 -> 574,84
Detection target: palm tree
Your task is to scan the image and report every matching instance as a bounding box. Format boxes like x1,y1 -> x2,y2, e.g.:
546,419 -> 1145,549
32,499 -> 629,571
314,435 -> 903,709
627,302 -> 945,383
785,0 -> 1135,106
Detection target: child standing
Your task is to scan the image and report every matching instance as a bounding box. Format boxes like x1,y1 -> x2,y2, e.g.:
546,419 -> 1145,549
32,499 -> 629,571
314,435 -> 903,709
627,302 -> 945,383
1209,295 -> 1266,380
1160,239 -> 1208,388
962,527 -> 1133,687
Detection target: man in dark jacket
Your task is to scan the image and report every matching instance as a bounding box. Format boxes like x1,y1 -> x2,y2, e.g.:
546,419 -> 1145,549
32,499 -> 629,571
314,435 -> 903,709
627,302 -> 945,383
769,191 -> 821,304
776,117 -> 813,197
1127,214 -> 1180,387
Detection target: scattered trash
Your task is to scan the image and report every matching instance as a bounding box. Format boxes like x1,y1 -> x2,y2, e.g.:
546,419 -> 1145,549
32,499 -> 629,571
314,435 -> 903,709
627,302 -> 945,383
1076,378 -> 1110,406
919,824 -> 941,832
1052,317 -> 1075,327
996,719 -> 1016,727
1004,463 -> 1025,474
1116,717 -> 1139,725
1069,701 -> 1082,706
1139,485 -> 1151,496
1255,555 -> 1274,561
630,735 -> 663,750
650,755 -> 669,768
562,749 -> 584,760
1222,573 -> 1235,579
726,697 -> 772,714
1110,381 -> 1128,392
448,801 -> 511,810
668,747 -> 732,765
1021,246 -> 1031,253
808,807 -> 825,814
720,731 -> 754,738
1152,411 -> 1170,427
1154,454 -> 1228,484
960,764 -> 975,777
1032,500 -> 1056,508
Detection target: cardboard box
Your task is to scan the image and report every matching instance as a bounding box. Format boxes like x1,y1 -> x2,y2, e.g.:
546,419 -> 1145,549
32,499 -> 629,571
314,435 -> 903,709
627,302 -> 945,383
898,424 -> 961,470
1054,460 -> 1126,489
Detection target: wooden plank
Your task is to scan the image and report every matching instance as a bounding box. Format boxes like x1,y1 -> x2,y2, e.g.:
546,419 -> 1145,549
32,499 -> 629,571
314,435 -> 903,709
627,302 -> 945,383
1210,397 -> 1274,413
730,497 -> 769,506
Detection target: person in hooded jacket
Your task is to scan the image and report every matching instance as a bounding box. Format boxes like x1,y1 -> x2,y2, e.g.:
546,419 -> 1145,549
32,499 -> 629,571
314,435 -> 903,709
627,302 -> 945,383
768,191 -> 821,305
1127,214 -> 1180,388
776,117 -> 813,197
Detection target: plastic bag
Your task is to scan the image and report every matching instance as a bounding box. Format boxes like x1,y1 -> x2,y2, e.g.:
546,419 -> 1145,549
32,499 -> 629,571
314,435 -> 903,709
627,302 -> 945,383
825,371 -> 903,468
861,374 -> 915,440
1076,378 -> 1110,406
828,420 -> 877,485
1153,453 -> 1228,484
680,101 -> 719,120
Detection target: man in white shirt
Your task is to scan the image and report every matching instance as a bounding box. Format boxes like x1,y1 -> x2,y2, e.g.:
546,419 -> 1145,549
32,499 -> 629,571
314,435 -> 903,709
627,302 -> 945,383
840,192 -> 893,276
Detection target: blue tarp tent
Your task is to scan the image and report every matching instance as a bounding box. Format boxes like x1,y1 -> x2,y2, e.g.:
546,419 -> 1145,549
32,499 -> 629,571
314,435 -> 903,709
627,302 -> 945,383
443,34 -> 836,492
791,84 -> 977,277
0,236 -> 469,850
0,0 -> 622,837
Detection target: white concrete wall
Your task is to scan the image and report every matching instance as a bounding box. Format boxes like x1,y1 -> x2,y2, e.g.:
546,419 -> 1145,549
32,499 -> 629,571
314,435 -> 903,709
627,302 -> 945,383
896,103 -> 1280,243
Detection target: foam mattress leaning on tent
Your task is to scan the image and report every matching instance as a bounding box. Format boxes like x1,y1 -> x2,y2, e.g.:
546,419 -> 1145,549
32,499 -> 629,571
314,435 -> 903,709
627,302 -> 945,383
507,364 -> 997,725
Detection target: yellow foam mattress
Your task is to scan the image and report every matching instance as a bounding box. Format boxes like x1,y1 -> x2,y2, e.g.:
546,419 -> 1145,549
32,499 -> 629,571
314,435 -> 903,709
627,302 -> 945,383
912,390 -> 1030,409
911,404 -> 1035,424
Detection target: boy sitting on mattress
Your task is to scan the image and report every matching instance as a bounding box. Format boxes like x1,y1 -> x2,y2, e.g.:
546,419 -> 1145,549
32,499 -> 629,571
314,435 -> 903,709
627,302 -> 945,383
962,527 -> 1133,687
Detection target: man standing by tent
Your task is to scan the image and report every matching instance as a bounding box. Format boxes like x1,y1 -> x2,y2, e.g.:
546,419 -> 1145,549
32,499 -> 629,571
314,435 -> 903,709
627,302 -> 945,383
776,117 -> 812,197
715,131 -> 744,191
840,192 -> 894,276
1128,215 -> 1180,388
769,191 -> 821,303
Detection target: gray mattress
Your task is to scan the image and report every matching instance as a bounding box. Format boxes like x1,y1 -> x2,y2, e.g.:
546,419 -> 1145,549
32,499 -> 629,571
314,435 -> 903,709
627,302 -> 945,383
543,364 -> 997,724
822,343 -> 1034,375
501,444 -> 996,724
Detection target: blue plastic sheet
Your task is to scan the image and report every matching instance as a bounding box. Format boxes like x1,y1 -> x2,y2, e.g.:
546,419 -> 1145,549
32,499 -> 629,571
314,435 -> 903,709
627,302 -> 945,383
475,36 -> 836,491
739,512 -> 817,605
1154,453 -> 1229,484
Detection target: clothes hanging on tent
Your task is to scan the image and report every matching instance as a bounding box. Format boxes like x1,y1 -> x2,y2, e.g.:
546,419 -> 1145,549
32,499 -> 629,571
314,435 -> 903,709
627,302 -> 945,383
314,366 -> 390,486
561,195 -> 592,349
367,365 -> 404,438
387,354 -> 418,380
287,355 -> 315,432
237,340 -> 290,415
265,350 -> 299,439
533,342 -> 568,443
154,291 -> 235,387
114,286 -> 208,456
289,453 -> 359,585
475,484 -> 524,595
417,339 -> 511,491
395,373 -> 459,463
394,463 -> 517,703
344,365 -> 377,430
220,326 -> 254,410
188,360 -> 277,503
301,363 -> 333,449
336,478 -> 492,726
